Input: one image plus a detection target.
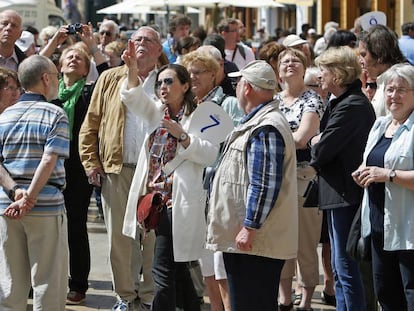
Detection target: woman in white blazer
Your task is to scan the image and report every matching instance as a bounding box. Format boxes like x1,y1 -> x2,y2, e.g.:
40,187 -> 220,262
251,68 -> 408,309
121,42 -> 219,311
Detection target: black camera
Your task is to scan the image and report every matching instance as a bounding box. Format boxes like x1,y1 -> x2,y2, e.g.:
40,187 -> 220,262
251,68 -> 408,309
66,23 -> 82,35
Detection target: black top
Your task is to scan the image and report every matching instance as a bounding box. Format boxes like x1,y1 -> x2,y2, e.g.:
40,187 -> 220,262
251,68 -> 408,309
310,80 -> 376,209
367,134 -> 392,233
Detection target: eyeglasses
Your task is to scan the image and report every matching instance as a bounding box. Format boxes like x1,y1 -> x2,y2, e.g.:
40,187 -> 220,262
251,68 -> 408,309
385,87 -> 414,96
225,29 -> 238,33
100,31 -> 112,36
280,59 -> 303,66
365,82 -> 377,89
155,78 -> 174,88
3,86 -> 21,92
188,69 -> 208,76
133,36 -> 158,45
306,84 -> 319,88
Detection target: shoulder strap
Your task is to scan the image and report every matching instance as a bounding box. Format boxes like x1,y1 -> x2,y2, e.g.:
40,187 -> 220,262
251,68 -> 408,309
237,44 -> 246,60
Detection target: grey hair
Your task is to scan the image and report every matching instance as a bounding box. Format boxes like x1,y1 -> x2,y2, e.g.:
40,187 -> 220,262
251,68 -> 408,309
197,45 -> 222,62
304,67 -> 320,85
99,20 -> 119,35
18,55 -> 55,89
133,26 -> 161,45
382,63 -> 414,89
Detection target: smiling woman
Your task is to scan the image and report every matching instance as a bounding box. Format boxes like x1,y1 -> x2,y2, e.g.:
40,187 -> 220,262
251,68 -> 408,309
352,63 -> 414,310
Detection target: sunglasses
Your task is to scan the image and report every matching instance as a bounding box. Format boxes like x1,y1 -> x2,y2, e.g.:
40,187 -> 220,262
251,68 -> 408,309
155,78 -> 174,88
100,31 -> 112,36
366,82 -> 377,89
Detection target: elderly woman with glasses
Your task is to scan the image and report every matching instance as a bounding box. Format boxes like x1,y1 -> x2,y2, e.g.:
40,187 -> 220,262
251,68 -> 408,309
353,63 -> 414,310
275,48 -> 324,311
0,68 -> 21,114
181,50 -> 243,125
121,39 -> 220,311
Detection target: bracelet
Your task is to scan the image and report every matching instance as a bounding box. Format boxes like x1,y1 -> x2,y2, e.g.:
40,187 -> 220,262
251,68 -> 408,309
90,46 -> 99,54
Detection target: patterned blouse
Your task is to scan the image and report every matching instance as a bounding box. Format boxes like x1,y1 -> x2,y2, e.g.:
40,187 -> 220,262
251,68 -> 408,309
147,108 -> 184,199
275,89 -> 324,133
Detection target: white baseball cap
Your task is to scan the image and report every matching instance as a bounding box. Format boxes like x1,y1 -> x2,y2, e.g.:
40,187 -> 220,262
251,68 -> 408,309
283,34 -> 308,47
228,60 -> 277,90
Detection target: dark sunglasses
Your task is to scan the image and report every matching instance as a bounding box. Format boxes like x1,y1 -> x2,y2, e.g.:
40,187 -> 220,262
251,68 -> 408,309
100,31 -> 112,36
155,78 -> 174,88
366,82 -> 377,89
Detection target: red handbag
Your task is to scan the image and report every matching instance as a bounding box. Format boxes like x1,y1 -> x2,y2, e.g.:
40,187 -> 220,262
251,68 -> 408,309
136,192 -> 164,230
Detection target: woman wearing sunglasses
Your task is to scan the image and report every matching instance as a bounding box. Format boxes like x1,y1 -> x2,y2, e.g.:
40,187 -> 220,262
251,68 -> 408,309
120,40 -> 219,311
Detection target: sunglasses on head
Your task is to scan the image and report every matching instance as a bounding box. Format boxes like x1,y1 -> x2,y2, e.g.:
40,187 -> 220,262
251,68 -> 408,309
155,78 -> 174,88
366,82 -> 377,89
100,31 -> 112,36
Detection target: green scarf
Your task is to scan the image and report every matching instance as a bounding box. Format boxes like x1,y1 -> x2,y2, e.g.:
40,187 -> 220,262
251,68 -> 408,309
58,78 -> 85,140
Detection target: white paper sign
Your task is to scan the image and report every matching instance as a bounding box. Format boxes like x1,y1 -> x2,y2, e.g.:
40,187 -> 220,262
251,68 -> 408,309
360,11 -> 386,31
188,101 -> 234,144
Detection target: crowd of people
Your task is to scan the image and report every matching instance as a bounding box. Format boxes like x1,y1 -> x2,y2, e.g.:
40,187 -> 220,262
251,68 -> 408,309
0,7 -> 414,311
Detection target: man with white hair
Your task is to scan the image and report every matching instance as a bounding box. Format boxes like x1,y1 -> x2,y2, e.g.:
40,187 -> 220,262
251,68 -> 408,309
206,60 -> 298,311
98,20 -> 119,53
313,21 -> 339,56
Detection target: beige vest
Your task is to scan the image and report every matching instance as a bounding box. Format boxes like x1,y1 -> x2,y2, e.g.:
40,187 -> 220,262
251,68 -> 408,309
206,101 -> 298,259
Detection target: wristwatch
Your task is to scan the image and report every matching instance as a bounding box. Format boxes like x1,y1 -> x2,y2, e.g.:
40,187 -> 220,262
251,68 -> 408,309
7,184 -> 21,202
178,132 -> 188,142
389,170 -> 396,182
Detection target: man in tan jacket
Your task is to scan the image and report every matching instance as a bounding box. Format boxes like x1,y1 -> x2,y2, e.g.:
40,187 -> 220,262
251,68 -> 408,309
79,26 -> 162,311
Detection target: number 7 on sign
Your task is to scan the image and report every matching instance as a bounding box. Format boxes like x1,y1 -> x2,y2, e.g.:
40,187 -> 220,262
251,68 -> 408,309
200,114 -> 220,133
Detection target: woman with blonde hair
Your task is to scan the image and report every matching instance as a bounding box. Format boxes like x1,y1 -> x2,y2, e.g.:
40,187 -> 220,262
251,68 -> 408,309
310,46 -> 376,311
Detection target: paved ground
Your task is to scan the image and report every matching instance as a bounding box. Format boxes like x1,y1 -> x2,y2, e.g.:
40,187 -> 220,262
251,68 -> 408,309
26,202 -> 336,311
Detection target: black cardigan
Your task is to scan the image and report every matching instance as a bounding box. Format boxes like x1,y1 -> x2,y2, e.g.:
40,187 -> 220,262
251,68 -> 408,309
310,80 -> 376,209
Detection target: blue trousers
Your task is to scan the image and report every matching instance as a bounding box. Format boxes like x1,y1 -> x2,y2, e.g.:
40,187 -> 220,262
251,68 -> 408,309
223,252 -> 284,311
152,207 -> 199,311
371,231 -> 414,310
327,206 -> 366,311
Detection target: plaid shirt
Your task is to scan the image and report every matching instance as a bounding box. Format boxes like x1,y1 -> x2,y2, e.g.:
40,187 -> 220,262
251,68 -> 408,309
241,103 -> 285,229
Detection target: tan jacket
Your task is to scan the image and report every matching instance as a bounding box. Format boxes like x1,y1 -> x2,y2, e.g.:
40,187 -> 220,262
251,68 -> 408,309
79,65 -> 128,174
206,102 -> 298,260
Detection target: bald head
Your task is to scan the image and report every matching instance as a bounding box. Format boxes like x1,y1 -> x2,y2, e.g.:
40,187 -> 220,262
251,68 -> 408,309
0,10 -> 23,51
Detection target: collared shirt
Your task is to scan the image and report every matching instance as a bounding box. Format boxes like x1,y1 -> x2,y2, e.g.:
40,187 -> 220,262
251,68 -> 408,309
0,93 -> 69,215
122,69 -> 158,164
242,102 -> 285,229
0,50 -> 19,72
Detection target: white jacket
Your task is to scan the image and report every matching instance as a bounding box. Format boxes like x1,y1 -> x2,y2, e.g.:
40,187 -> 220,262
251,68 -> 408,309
120,80 -> 219,261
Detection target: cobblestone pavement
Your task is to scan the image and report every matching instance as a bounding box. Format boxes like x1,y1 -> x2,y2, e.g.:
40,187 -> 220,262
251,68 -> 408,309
26,203 -> 336,311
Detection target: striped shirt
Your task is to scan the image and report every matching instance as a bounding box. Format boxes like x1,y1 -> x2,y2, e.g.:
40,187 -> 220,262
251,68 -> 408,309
243,103 -> 285,229
0,93 -> 69,215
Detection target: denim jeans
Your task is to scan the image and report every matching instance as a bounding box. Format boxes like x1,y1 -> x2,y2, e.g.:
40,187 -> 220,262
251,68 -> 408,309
371,231 -> 414,310
223,252 -> 284,311
327,206 -> 366,311
152,207 -> 199,311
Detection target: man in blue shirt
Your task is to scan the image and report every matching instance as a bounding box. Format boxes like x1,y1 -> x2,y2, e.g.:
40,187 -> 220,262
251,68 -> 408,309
398,22 -> 414,65
162,14 -> 191,63
206,60 -> 298,311
0,55 -> 69,310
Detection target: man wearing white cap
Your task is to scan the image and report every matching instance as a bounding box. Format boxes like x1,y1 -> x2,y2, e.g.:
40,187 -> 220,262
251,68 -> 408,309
206,60 -> 298,311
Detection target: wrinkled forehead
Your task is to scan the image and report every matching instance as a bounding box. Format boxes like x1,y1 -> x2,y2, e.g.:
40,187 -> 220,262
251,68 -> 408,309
132,28 -> 160,43
0,11 -> 22,25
